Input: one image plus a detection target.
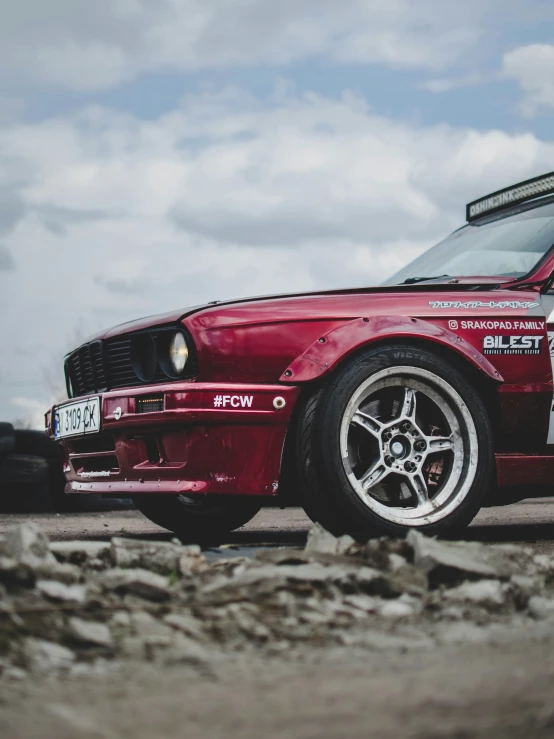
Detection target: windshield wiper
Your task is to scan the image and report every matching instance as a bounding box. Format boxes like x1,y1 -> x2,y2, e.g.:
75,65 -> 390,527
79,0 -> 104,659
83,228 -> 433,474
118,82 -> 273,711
400,275 -> 450,285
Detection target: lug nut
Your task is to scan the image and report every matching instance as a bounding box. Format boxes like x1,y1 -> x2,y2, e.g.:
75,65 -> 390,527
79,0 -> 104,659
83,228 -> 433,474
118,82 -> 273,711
401,422 -> 411,433
414,440 -> 426,452
404,461 -> 416,472
385,456 -> 394,466
383,431 -> 392,441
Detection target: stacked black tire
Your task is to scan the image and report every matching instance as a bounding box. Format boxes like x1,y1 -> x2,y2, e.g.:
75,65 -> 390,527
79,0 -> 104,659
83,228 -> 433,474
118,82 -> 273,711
0,424 -> 65,513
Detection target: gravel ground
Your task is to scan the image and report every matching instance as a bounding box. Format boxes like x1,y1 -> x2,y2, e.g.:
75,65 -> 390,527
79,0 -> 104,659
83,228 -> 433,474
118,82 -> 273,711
2,624 -> 554,739
1,498 -> 554,552
2,498 -> 554,739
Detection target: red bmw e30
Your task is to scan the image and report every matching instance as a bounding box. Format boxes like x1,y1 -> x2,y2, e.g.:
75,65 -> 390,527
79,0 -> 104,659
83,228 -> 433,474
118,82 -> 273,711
46,171 -> 554,540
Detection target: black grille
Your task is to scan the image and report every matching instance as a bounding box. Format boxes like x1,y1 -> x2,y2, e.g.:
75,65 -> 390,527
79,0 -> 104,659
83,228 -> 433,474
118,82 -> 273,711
90,341 -> 106,388
136,396 -> 164,413
65,327 -> 197,398
65,341 -> 107,397
66,433 -> 115,454
105,337 -> 134,389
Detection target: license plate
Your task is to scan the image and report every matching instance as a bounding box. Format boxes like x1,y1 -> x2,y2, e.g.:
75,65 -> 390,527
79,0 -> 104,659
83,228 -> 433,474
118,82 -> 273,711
54,397 -> 101,439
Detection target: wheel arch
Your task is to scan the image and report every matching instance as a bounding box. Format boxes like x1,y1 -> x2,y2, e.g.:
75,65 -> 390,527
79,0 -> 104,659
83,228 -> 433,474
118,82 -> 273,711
368,336 -> 502,436
277,320 -> 502,504
280,316 -> 503,386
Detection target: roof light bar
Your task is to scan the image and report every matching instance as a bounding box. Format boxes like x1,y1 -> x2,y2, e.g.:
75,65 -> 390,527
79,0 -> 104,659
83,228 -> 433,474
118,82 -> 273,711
466,171 -> 554,222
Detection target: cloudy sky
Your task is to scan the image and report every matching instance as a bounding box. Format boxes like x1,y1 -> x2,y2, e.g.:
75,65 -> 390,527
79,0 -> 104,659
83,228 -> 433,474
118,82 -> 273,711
1,1 -> 554,425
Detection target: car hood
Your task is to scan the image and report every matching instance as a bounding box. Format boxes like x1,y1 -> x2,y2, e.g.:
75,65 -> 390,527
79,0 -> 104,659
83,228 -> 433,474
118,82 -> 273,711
85,278 -> 518,343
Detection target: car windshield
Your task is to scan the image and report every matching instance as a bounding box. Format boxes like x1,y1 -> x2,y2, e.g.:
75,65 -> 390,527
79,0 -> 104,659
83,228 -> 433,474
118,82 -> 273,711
384,208 -> 554,286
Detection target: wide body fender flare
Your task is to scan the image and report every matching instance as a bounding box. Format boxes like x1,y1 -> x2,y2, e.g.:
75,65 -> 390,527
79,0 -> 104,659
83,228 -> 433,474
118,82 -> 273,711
279,316 -> 504,384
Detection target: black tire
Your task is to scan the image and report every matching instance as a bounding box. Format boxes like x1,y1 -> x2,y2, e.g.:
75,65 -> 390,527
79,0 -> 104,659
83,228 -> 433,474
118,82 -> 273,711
0,482 -> 53,513
0,454 -> 49,485
14,429 -> 61,460
0,454 -> 52,513
132,494 -> 262,542
47,457 -> 71,510
0,423 -> 15,459
297,344 -> 493,540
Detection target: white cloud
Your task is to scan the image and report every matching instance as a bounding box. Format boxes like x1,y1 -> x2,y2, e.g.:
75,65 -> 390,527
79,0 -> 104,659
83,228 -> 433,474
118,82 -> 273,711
35,41 -> 131,91
503,44 -> 554,116
10,397 -> 47,430
421,72 -> 497,94
0,0 -> 513,92
1,87 -> 554,422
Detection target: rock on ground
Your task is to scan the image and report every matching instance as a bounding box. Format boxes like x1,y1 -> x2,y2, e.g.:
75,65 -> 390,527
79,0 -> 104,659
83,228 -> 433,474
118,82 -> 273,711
0,522 -> 553,679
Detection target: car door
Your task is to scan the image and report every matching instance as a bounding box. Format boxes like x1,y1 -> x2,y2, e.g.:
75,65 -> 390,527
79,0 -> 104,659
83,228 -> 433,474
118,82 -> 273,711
541,292 -> 554,445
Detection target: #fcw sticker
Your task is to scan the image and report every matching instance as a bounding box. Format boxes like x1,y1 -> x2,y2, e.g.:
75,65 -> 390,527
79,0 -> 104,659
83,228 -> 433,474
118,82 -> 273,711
213,394 -> 253,408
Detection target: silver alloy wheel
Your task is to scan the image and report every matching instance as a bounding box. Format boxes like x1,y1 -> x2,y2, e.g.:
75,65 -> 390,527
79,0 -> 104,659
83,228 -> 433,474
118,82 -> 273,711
339,366 -> 479,527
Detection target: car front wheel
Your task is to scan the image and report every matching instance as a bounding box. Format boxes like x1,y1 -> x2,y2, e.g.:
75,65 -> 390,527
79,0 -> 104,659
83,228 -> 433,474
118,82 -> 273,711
133,494 -> 262,542
297,344 -> 493,539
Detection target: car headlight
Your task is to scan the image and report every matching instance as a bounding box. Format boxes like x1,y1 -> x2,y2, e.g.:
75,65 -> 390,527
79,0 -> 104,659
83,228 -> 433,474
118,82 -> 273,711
169,332 -> 189,374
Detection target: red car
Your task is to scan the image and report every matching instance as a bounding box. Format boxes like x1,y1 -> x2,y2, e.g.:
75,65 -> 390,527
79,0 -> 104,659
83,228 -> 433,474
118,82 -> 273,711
46,171 -> 554,540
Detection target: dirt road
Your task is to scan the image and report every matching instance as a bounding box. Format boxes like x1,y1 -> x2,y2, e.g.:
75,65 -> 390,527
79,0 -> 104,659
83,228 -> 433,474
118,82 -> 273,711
1,497 -> 554,553
3,622 -> 554,739
3,499 -> 554,738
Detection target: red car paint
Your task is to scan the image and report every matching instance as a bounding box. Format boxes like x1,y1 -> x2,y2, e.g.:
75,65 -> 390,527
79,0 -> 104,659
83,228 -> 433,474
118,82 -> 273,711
46,280 -> 554,500
47,180 -> 554,503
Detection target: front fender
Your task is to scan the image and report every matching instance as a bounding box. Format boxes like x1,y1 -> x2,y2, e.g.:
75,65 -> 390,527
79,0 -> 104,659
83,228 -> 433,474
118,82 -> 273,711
279,316 -> 504,383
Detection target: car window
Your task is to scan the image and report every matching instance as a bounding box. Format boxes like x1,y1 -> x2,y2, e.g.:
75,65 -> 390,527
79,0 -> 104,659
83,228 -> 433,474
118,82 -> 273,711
385,213 -> 554,284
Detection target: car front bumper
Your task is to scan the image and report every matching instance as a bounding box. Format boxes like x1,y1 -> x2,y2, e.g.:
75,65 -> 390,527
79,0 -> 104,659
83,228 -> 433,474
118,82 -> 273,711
46,382 -> 300,497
